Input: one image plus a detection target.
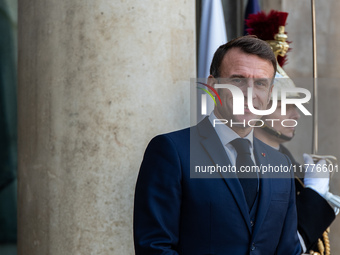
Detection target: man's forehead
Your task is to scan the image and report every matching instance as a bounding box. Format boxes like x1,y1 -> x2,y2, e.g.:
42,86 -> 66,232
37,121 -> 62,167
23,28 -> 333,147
220,48 -> 275,78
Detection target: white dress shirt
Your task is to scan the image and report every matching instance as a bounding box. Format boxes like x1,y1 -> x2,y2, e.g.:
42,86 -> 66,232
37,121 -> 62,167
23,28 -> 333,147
208,112 -> 256,166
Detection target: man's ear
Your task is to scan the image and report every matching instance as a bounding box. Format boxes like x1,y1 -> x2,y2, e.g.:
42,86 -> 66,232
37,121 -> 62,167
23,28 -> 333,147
207,75 -> 217,93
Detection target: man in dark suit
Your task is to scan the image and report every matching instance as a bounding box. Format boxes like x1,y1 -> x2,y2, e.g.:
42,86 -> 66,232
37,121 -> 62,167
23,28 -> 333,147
134,36 -> 301,254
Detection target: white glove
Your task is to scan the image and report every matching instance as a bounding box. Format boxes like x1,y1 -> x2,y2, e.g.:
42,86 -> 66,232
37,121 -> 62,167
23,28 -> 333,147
303,153 -> 329,197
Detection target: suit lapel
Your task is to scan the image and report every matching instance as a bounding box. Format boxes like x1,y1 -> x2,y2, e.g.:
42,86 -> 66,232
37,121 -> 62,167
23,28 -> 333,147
252,138 -> 272,238
197,118 -> 251,233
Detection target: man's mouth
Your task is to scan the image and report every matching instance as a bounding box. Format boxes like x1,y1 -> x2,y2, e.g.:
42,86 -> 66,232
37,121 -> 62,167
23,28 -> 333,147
244,105 -> 259,111
244,105 -> 251,113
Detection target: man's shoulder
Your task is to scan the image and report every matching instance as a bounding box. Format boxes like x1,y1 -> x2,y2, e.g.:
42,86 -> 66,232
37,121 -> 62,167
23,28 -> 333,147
145,127 -> 191,155
152,126 -> 190,144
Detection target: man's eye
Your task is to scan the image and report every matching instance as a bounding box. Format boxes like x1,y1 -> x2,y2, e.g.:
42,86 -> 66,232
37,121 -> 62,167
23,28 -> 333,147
232,78 -> 241,83
255,80 -> 267,86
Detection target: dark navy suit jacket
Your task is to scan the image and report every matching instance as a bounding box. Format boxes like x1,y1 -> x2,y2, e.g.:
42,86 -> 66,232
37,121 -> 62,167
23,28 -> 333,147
134,117 -> 301,254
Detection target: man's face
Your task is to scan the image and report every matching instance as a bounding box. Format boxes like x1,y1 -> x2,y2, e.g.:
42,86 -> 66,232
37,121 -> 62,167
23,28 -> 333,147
264,101 -> 301,142
212,48 -> 274,130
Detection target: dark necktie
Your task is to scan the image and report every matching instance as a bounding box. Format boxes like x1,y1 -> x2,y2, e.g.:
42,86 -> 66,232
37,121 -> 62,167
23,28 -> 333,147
230,138 -> 258,210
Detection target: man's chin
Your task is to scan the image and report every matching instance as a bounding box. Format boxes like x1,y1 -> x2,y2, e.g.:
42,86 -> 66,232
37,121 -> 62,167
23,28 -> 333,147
280,132 -> 295,141
287,132 -> 295,139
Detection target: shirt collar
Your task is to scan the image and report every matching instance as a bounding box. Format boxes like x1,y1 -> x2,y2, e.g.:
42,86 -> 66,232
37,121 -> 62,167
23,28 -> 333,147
208,112 -> 254,149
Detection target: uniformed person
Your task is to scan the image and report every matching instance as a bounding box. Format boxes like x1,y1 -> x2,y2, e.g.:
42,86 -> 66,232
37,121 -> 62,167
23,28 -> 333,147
247,10 -> 337,255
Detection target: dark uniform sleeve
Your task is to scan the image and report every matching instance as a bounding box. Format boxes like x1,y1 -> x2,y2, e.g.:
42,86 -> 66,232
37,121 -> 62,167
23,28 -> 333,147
295,179 -> 336,250
280,145 -> 336,251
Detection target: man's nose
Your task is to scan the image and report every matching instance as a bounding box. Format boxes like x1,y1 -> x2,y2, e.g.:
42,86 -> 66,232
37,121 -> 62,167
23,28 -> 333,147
242,79 -> 256,99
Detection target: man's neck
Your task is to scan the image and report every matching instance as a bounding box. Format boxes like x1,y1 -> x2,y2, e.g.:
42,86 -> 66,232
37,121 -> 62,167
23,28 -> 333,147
213,110 -> 252,138
230,125 -> 252,138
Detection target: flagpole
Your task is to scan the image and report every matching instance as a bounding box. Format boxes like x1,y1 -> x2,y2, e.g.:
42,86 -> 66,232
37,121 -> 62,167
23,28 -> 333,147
311,0 -> 318,154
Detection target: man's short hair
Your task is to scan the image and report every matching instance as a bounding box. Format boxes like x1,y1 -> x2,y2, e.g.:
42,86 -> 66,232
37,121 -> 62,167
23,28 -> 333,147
209,35 -> 277,78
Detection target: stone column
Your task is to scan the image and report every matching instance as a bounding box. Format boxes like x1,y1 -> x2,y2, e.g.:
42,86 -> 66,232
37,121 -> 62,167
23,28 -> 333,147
18,1 -> 195,254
